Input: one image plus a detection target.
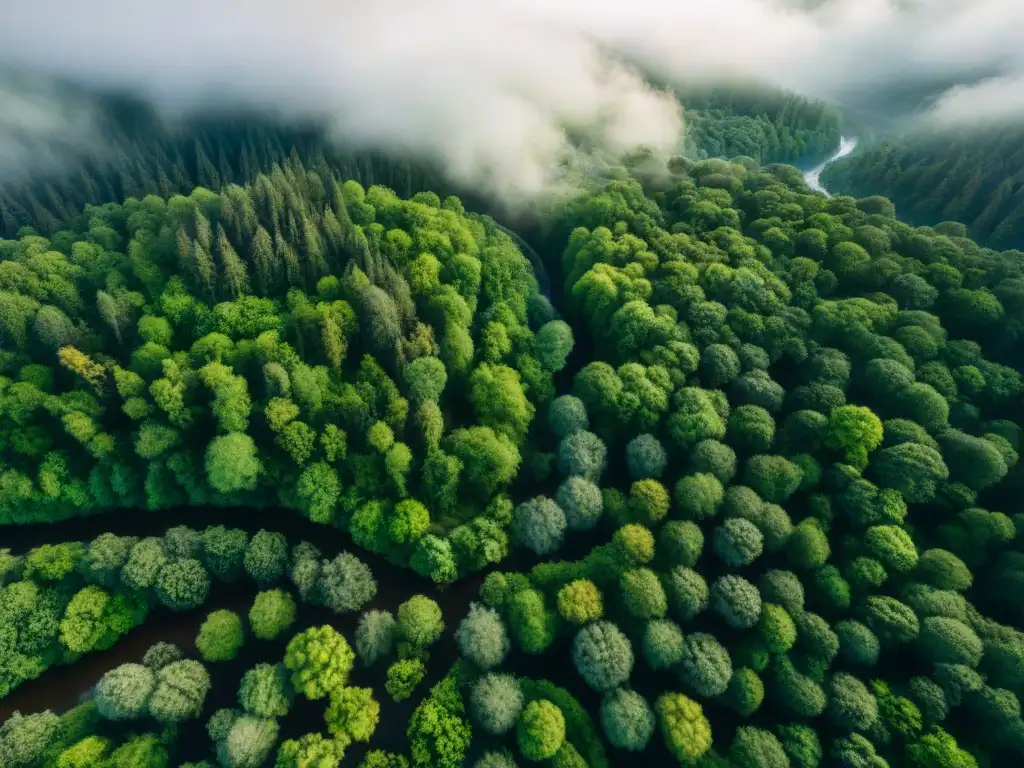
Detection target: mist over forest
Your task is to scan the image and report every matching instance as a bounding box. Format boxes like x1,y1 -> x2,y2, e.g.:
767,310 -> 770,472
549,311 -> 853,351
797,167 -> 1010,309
2,3 -> 1024,768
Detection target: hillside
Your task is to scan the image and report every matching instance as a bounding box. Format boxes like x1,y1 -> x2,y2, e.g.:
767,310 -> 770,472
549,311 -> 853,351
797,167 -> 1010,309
821,125 -> 1024,250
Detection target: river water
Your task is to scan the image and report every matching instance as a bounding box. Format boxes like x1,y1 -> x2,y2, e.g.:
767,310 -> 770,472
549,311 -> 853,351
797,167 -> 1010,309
803,136 -> 858,196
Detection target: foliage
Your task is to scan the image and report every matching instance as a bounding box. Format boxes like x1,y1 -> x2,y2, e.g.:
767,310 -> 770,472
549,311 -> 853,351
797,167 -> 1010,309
386,659 -> 426,702
571,621 -> 634,692
517,699 -> 566,761
600,688 -> 654,751
284,625 -> 354,700
456,602 -> 509,670
326,686 -> 380,743
196,609 -> 245,662
248,589 -> 297,641
238,662 -> 294,719
470,672 -> 524,735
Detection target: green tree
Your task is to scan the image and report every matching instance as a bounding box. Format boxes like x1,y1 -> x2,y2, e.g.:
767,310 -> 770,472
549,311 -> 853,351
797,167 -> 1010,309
94,663 -> 155,721
385,659 -> 426,702
326,686 -> 379,743
601,688 -> 655,751
824,405 -> 884,469
470,672 -> 524,735
517,700 -> 565,762
196,609 -> 245,662
239,662 -> 295,718
248,589 -> 297,641
655,692 -> 712,763
284,625 -> 355,700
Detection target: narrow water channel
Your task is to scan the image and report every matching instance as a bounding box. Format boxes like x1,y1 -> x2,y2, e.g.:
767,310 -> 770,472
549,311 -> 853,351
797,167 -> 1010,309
0,507 -> 488,718
804,136 -> 858,196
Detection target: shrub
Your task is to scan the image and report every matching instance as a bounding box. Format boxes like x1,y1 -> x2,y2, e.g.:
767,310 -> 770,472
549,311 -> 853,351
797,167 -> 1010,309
758,603 -> 797,654
835,620 -> 880,667
556,477 -> 603,532
216,715 -> 279,768
626,434 -> 668,479
612,523 -> 654,565
155,558 -> 210,611
665,566 -> 709,622
142,642 -> 182,671
827,673 -> 878,732
723,668 -> 764,717
658,521 -> 704,568
679,632 -> 733,698
710,575 -> 762,629
713,518 -> 764,568
275,733 -> 348,768
674,473 -> 724,520
243,529 -> 288,586
148,659 -> 211,724
509,588 -> 556,654
512,497 -> 567,555
729,726 -> 789,768
318,553 -> 377,613
620,568 -> 668,620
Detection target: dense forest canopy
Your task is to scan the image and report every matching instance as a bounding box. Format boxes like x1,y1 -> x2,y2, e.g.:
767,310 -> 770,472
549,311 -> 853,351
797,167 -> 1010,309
822,125 -> 1024,251
3,66 -> 1024,768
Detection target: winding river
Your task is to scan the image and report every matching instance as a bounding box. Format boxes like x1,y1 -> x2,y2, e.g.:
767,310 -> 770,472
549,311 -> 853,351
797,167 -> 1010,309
803,136 -> 858,196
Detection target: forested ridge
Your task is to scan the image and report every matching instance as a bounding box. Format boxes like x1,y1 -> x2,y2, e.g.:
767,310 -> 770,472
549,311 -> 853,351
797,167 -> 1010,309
821,125 -> 1024,251
679,85 -> 843,167
0,86 -> 843,242
4,98 -> 1024,768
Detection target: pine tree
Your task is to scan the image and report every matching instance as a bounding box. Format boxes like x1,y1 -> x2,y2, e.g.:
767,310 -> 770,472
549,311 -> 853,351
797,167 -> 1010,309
275,231 -> 303,290
195,139 -> 220,189
321,207 -> 345,260
176,228 -> 192,277
322,312 -> 345,372
96,290 -> 123,344
217,146 -> 235,187
302,217 -> 328,285
194,210 -> 213,253
216,225 -> 250,299
189,239 -> 217,301
156,166 -> 175,199
251,226 -> 277,296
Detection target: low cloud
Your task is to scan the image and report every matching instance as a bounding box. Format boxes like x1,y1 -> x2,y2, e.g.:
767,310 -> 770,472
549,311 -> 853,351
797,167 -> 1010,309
0,0 -> 1021,203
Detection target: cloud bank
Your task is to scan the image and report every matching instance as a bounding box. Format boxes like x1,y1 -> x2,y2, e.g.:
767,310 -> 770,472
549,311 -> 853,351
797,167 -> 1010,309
0,0 -> 1021,203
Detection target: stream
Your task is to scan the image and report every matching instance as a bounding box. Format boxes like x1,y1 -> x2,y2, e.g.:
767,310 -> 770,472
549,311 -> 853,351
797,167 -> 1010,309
0,507 -> 620,766
803,136 -> 858,196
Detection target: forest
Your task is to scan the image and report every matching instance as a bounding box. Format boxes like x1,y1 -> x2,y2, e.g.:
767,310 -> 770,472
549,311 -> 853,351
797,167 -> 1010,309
821,125 -> 1024,251
2,82 -> 1024,768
